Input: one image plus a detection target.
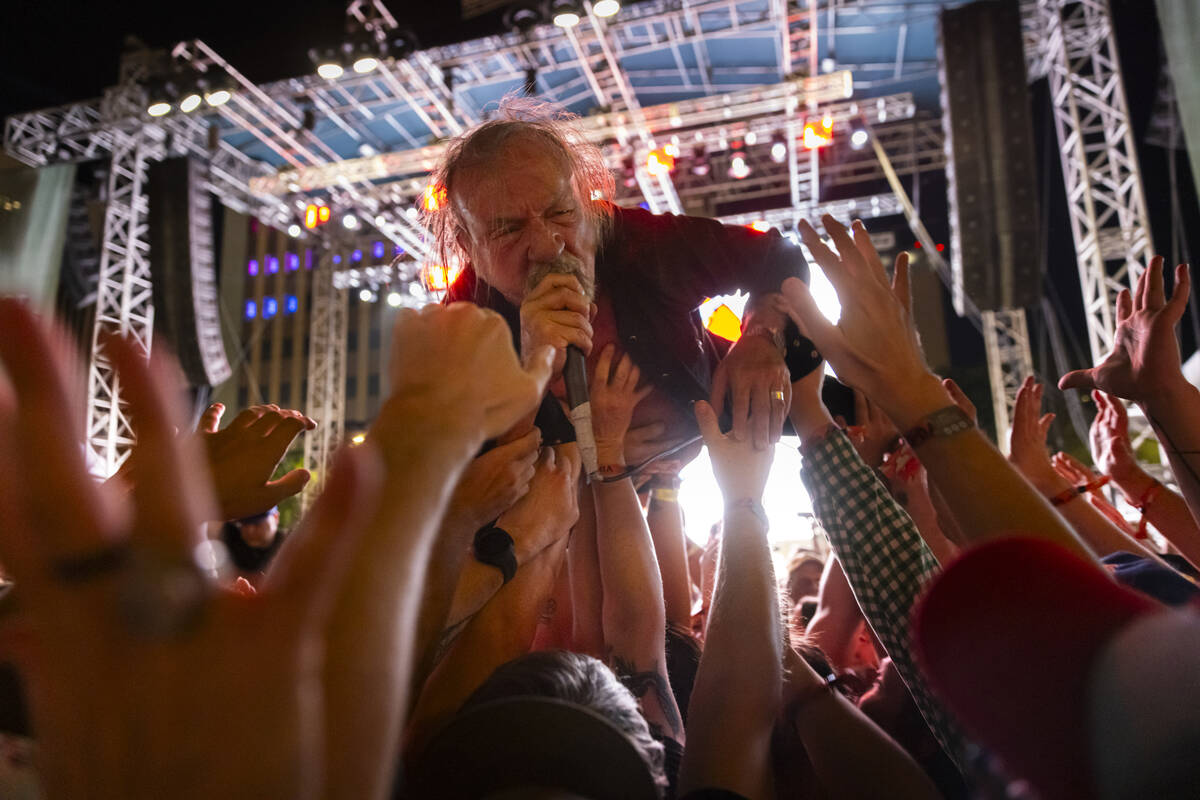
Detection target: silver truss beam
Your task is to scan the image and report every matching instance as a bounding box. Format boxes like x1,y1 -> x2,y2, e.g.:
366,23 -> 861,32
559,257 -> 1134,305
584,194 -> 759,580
303,247 -> 349,509
981,309 -> 1035,450
86,123 -> 158,476
1026,0 -> 1160,464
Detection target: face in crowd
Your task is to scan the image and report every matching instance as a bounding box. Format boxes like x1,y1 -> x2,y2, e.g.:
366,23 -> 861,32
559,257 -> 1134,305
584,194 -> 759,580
453,134 -> 599,305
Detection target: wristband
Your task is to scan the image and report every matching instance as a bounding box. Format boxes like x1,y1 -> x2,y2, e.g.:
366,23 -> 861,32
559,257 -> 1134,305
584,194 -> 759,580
596,463 -> 626,477
651,487 -> 679,504
1135,480 -> 1164,540
902,405 -> 974,448
1080,475 -> 1111,495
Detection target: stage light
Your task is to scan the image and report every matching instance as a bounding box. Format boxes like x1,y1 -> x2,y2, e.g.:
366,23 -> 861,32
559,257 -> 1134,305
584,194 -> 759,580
304,206 -> 318,229
690,145 -> 710,176
287,224 -> 302,238
770,139 -> 788,163
422,183 -> 445,212
802,122 -> 832,149
342,213 -> 359,230
359,288 -> 375,303
705,304 -> 742,342
503,1 -> 547,32
425,263 -> 463,291
318,206 -> 331,224
285,295 -> 299,314
744,131 -> 757,146
147,101 -> 172,117
850,129 -> 869,149
749,220 -> 771,233
351,249 -> 363,262
373,241 -> 386,259
204,88 -> 232,107
387,291 -> 403,307
244,300 -> 257,320
351,433 -> 367,445
645,148 -> 675,177
286,253 -> 300,271
353,55 -> 379,74
551,0 -> 582,27
821,56 -> 837,73
593,0 -> 621,17
728,152 -> 750,179
248,259 -> 259,276
264,297 -> 278,319
317,61 -> 344,80
267,255 -> 279,274
179,92 -> 202,113
822,115 -> 833,130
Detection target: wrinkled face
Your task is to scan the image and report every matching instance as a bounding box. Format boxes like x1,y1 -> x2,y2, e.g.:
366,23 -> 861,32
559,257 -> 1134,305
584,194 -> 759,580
454,137 -> 598,305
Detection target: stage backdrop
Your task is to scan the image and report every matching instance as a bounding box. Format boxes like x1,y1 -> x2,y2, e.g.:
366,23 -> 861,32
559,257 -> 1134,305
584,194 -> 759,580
1156,0 -> 1200,206
0,162 -> 75,307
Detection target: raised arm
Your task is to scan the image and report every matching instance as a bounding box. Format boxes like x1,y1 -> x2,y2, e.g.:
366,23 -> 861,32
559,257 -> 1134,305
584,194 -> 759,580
1092,389 -> 1200,566
677,400 -> 779,797
786,215 -> 1093,561
589,345 -> 684,743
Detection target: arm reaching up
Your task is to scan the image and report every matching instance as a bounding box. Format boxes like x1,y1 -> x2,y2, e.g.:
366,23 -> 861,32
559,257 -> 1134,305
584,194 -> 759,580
678,399 -> 780,798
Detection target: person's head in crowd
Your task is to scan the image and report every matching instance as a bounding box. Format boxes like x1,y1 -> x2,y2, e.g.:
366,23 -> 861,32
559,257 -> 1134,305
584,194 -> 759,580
411,650 -> 665,798
429,96 -> 615,305
786,550 -> 824,602
790,595 -> 819,636
219,506 -> 286,576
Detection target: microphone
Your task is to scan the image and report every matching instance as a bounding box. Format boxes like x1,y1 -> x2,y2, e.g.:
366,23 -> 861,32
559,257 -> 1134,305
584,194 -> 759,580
562,345 -> 600,480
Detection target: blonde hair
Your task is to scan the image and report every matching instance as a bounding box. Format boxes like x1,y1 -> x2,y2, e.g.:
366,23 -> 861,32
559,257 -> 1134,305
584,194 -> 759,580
426,95 -> 615,272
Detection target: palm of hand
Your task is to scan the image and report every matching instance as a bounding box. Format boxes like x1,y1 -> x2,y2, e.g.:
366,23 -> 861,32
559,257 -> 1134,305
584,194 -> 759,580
202,417 -> 309,521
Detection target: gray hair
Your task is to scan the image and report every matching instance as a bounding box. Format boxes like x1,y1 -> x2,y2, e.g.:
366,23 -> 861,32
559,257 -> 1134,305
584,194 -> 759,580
425,95 -> 616,272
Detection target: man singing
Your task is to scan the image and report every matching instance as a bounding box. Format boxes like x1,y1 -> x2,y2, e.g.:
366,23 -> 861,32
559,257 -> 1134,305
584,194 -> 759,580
432,97 -> 813,464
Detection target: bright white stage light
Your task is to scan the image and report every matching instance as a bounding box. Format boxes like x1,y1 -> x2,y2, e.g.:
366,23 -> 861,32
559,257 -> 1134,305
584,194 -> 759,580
147,102 -> 171,117
593,0 -> 620,16
850,129 -> 870,149
387,291 -> 403,307
359,288 -> 375,303
770,141 -> 787,162
204,89 -> 231,107
553,11 -> 580,27
287,224 -> 302,238
317,62 -> 344,80
353,56 -> 379,74
179,93 -> 202,113
342,214 -> 359,230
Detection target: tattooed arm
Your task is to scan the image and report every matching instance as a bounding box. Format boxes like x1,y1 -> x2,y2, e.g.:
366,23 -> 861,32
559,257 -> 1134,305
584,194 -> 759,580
589,348 -> 684,743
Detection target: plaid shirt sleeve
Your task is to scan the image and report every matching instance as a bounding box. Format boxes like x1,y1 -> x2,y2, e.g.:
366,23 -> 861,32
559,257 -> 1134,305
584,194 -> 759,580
800,427 -> 970,770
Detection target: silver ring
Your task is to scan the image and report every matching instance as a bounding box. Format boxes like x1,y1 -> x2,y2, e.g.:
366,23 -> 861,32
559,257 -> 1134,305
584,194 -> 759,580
51,543 -> 131,585
771,389 -> 786,404
117,549 -> 210,640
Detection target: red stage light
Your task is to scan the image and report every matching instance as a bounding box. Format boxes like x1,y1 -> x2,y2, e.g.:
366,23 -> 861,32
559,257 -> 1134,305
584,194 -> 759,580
749,220 -> 771,233
802,122 -> 832,149
936,243 -> 945,252
646,148 -> 675,177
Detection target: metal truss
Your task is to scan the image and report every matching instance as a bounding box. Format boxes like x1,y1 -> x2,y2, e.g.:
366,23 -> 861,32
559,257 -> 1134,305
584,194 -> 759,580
981,309 -> 1035,450
1024,0 -> 1160,463
303,247 -> 349,508
1028,0 -> 1153,364
85,121 -> 158,475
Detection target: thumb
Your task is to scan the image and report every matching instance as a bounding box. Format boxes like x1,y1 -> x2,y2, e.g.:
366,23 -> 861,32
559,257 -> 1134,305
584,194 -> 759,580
693,400 -> 722,445
781,277 -> 836,351
1058,369 -> 1097,393
198,403 -> 225,433
265,468 -> 312,504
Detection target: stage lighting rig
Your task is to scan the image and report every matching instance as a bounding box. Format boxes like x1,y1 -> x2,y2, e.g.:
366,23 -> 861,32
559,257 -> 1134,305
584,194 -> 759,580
551,0 -> 583,27
593,0 -> 621,17
310,47 -> 347,80
502,1 -> 547,32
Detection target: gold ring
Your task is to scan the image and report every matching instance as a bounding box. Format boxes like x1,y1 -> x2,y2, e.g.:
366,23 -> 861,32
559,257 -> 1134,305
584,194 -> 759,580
771,389 -> 785,403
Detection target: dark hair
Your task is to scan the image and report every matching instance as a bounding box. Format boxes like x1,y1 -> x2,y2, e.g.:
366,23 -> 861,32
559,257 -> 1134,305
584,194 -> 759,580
463,650 -> 667,790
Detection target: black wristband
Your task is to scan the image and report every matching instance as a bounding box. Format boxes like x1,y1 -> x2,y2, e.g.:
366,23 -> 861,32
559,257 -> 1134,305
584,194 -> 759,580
473,524 -> 517,584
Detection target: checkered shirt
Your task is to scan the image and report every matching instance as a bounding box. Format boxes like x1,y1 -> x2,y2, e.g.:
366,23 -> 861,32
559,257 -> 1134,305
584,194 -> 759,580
800,427 -> 970,771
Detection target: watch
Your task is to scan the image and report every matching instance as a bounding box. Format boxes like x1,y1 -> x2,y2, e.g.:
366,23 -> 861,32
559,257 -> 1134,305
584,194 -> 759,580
473,524 -> 518,584
902,405 -> 974,448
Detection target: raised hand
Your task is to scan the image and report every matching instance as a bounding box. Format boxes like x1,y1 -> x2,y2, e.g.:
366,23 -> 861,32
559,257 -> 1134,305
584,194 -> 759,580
0,298 -> 382,799
1089,390 -> 1142,484
694,399 -> 774,503
590,344 -> 653,466
782,216 -> 929,412
384,302 -> 555,451
1059,257 -> 1191,402
519,273 -> 594,376
445,427 -> 542,533
497,444 -> 583,551
197,403 -> 316,521
1007,377 -> 1059,492
709,320 -> 792,451
1051,451 -> 1137,535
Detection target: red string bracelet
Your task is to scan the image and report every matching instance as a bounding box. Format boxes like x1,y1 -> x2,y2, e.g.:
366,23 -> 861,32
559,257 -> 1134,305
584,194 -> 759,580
1050,486 -> 1080,507
1135,480 -> 1163,540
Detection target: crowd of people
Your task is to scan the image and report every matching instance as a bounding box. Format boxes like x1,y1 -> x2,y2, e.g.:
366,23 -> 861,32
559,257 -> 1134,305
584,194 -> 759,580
0,98 -> 1198,799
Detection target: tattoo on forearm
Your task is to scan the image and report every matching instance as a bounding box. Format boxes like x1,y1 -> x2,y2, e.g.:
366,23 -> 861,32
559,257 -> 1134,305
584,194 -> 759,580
611,654 -> 683,737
